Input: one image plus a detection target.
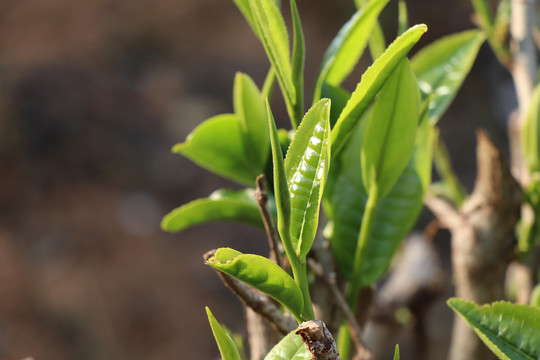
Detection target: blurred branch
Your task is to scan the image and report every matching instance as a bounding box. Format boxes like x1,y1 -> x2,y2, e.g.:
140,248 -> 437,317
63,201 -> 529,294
255,174 -> 283,268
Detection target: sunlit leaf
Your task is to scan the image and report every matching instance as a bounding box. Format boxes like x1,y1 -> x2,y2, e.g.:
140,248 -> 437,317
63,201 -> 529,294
206,307 -> 242,360
332,24 -> 427,155
173,114 -> 257,186
264,330 -> 309,360
361,58 -> 420,199
412,30 -> 485,123
206,248 -> 304,319
448,298 -> 540,360
285,99 -> 331,258
161,189 -> 273,232
234,72 -> 269,170
317,0 -> 390,88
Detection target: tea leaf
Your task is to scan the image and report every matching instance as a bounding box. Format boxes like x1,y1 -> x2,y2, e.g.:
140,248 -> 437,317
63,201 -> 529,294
393,344 -> 400,360
522,84 -> 540,173
161,189 -> 272,232
412,29 -> 485,123
448,298 -> 540,360
206,248 -> 304,319
173,114 -> 257,186
206,307 -> 242,360
264,330 -> 309,360
332,24 -> 427,155
318,0 -> 390,88
234,72 -> 269,170
290,0 -> 305,124
285,99 -> 331,258
361,58 -> 420,199
250,0 -> 296,121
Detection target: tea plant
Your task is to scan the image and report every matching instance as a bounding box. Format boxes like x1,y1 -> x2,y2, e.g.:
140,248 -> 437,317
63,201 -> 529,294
163,0 -> 540,358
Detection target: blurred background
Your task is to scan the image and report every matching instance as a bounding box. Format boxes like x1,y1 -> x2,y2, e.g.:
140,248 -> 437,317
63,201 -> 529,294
0,0 -> 516,359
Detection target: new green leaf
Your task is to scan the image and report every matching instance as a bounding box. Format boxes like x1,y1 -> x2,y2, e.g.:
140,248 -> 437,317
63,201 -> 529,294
234,72 -> 269,170
317,0 -> 390,88
448,298 -> 540,360
161,189 -> 272,232
264,330 -> 309,360
206,307 -> 242,360
361,58 -> 420,199
332,24 -> 427,155
206,248 -> 304,320
285,99 -> 331,258
412,29 -> 485,123
173,114 -> 257,186
393,344 -> 400,360
250,0 -> 297,125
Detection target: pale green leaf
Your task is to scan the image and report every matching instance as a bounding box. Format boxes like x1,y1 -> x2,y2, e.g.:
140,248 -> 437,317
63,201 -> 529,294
522,84 -> 540,173
412,30 -> 485,123
290,0 -> 305,124
317,0 -> 390,89
173,114 -> 257,186
206,248 -> 304,320
206,307 -> 242,360
397,1 -> 408,36
161,189 -> 273,232
234,72 -> 269,170
332,24 -> 427,155
250,0 -> 296,112
285,99 -> 331,258
448,298 -> 540,360
393,344 -> 400,360
361,58 -> 420,199
264,330 -> 309,360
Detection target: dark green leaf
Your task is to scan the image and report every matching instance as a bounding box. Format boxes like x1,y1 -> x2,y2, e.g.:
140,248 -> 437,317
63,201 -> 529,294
173,114 -> 257,186
161,189 -> 272,232
206,307 -> 242,360
267,100 -> 292,252
317,0 -> 390,89
332,24 -> 427,155
264,330 -> 309,360
448,298 -> 540,360
285,99 -> 331,258
250,0 -> 296,117
328,112 -> 434,284
234,72 -> 269,170
361,58 -> 420,199
206,248 -> 304,319
321,83 -> 351,128
411,30 -> 485,123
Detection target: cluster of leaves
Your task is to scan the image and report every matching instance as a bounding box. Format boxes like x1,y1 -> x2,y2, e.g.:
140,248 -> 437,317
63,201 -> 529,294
162,0 -> 540,358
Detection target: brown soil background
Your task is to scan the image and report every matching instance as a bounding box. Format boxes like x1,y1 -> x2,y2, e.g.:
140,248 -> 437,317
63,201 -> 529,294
0,0 -> 515,359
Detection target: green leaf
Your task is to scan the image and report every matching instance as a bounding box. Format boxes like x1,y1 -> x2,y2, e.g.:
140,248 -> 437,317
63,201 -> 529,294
397,1 -> 408,36
393,344 -> 400,360
233,0 -> 260,39
285,99 -> 331,258
173,114 -> 257,186
206,307 -> 242,360
267,100 -> 292,252
411,30 -> 485,123
264,330 -> 309,360
332,24 -> 427,155
206,248 -> 304,320
317,0 -> 390,89
448,298 -> 540,360
250,0 -> 297,124
321,83 -> 351,128
522,85 -> 540,173
290,0 -> 305,125
531,284 -> 540,307
234,72 -> 269,170
328,112 -> 434,284
161,189 -> 272,232
361,58 -> 420,199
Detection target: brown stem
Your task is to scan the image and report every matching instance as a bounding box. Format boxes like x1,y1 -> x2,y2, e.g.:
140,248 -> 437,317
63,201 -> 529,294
255,174 -> 283,268
296,320 -> 342,360
308,259 -> 370,359
203,250 -> 297,335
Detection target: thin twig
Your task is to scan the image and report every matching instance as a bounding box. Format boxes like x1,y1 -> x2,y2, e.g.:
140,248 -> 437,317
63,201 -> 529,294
255,174 -> 283,268
423,193 -> 463,230
308,259 -> 371,359
203,250 -> 297,335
